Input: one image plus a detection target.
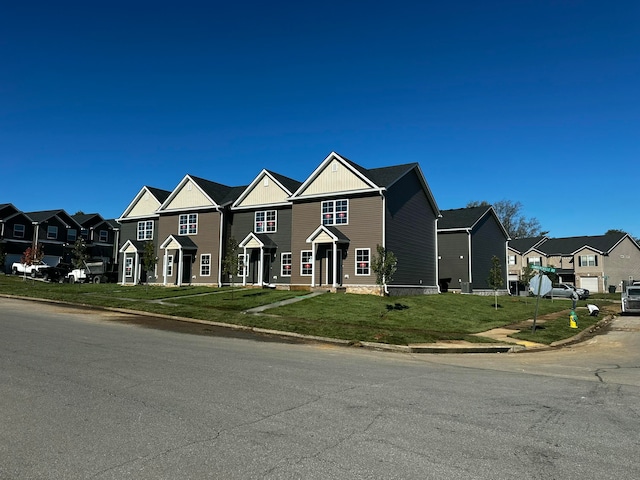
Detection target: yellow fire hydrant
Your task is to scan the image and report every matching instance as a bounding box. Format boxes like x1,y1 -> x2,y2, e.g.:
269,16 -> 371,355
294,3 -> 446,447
569,310 -> 578,329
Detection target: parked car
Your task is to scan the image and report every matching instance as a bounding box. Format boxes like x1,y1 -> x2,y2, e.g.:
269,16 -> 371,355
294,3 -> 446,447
621,285 -> 640,314
574,286 -> 590,299
11,260 -> 51,277
41,263 -> 72,283
544,283 -> 577,299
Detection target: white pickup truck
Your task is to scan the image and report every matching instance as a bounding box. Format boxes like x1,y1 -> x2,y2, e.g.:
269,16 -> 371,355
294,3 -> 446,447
621,285 -> 640,315
11,261 -> 51,277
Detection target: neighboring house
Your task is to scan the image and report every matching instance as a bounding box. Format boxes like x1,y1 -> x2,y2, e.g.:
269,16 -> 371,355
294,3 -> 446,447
508,232 -> 640,293
288,152 -> 441,294
156,175 -> 246,287
0,203 -> 25,272
507,236 -> 547,294
117,186 -> 171,285
19,210 -> 83,267
229,169 -> 301,287
437,206 -> 510,293
72,213 -> 120,265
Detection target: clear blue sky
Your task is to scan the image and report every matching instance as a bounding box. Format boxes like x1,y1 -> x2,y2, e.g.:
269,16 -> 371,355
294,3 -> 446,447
2,1 -> 638,238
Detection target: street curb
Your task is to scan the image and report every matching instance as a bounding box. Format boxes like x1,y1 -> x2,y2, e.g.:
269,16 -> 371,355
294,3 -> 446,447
0,293 -> 600,354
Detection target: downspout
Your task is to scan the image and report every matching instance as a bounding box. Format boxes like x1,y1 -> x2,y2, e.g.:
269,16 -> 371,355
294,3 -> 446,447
435,216 -> 441,293
218,209 -> 224,287
467,228 -> 472,285
382,192 -> 389,295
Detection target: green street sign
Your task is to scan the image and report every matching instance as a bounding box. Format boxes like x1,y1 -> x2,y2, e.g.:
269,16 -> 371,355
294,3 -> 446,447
531,265 -> 556,273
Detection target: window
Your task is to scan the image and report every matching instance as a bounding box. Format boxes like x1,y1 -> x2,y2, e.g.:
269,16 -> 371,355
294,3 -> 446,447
579,255 -> 597,267
47,226 -> 58,240
137,221 -> 154,241
200,254 -> 211,276
125,257 -> 133,277
13,224 -> 25,238
67,229 -> 77,242
255,210 -> 277,233
281,252 -> 292,276
321,199 -> 348,225
356,248 -> 370,275
99,230 -> 108,242
527,257 -> 541,266
81,228 -> 89,240
238,254 -> 248,277
166,255 -> 173,277
508,255 -> 516,265
179,214 -> 198,235
301,251 -> 313,276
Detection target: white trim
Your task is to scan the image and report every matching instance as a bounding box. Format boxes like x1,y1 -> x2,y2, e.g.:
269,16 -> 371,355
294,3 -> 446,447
281,252 -> 292,277
178,213 -> 198,236
355,248 -> 370,276
200,253 -> 211,277
301,250 -> 312,276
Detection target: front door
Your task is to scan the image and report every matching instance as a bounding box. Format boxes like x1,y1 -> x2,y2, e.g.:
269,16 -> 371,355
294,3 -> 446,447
182,254 -> 192,285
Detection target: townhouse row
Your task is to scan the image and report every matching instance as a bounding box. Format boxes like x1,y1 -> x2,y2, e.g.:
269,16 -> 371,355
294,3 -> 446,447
0,204 -> 119,269
117,152 -> 445,294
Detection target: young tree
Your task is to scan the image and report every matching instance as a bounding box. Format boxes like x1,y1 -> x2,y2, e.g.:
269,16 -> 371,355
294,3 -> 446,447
20,244 -> 45,280
221,236 -> 240,299
0,244 -> 6,274
487,255 -> 504,309
371,244 -> 397,296
71,238 -> 88,269
467,200 -> 546,239
141,241 -> 157,289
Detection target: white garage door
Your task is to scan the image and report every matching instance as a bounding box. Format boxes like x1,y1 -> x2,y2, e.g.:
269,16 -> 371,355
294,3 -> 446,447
581,277 -> 599,293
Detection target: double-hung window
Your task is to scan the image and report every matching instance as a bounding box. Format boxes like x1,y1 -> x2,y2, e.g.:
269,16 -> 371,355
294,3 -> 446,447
321,199 -> 348,225
13,224 -> 25,238
47,226 -> 58,240
67,229 -> 77,242
356,248 -> 370,275
301,251 -> 313,276
81,228 -> 89,240
137,221 -> 154,240
255,210 -> 277,233
527,257 -> 541,266
200,254 -> 211,276
281,252 -> 292,277
579,255 -> 597,267
179,214 -> 198,235
99,230 -> 108,242
508,255 -> 516,266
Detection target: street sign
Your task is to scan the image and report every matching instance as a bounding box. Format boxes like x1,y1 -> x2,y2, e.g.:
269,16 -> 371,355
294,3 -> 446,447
531,265 -> 556,273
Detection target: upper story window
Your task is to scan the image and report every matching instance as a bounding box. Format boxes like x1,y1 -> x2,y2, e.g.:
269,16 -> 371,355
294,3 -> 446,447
579,254 -> 597,267
527,257 -> 541,266
81,228 -> 89,240
508,255 -> 516,265
179,214 -> 198,235
255,210 -> 277,233
67,229 -> 77,242
47,226 -> 58,239
98,230 -> 109,242
13,224 -> 25,238
137,221 -> 153,241
322,199 -> 348,225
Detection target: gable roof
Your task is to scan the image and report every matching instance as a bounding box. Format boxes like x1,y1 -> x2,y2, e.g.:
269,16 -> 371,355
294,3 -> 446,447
438,206 -> 489,230
23,210 -> 80,228
537,232 -> 628,255
72,213 -> 103,226
0,203 -> 19,220
118,185 -> 172,220
160,175 -> 246,212
290,151 -> 440,215
232,169 -> 302,209
508,236 -> 547,254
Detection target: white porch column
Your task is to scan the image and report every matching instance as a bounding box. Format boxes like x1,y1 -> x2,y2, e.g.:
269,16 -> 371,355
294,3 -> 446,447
311,242 -> 316,288
332,241 -> 338,287
177,248 -> 184,286
121,254 -> 126,285
134,252 -> 140,285
259,247 -> 265,286
163,253 -> 167,286
242,246 -> 247,286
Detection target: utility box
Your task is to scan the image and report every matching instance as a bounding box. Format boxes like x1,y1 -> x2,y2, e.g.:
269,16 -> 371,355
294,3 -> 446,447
461,282 -> 472,294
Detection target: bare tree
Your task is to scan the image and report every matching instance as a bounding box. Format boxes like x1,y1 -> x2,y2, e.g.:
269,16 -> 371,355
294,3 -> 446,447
467,200 -> 545,239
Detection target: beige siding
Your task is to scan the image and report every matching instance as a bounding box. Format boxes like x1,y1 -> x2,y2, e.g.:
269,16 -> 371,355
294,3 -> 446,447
165,180 -> 215,210
127,192 -> 161,218
300,161 -> 370,196
603,237 -> 640,286
238,174 -> 290,206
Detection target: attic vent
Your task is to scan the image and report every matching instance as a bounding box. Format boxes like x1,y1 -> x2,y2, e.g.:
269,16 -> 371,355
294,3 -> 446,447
332,162 -> 338,172
263,177 -> 269,187
187,183 -> 192,191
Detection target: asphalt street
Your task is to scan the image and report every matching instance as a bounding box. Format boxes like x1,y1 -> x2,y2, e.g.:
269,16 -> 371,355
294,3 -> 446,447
1,298 -> 639,479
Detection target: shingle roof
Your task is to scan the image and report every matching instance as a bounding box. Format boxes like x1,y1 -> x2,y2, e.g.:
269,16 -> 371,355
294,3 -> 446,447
508,236 -> 547,253
146,187 -> 171,203
265,170 -> 302,194
438,206 -> 490,230
537,232 -> 627,255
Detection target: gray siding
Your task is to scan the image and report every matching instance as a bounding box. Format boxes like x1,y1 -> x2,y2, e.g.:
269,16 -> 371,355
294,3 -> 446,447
385,170 -> 438,287
437,232 -> 470,289
470,214 -> 508,289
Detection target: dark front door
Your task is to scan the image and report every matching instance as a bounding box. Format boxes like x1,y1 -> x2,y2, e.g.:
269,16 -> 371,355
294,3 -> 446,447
182,254 -> 192,284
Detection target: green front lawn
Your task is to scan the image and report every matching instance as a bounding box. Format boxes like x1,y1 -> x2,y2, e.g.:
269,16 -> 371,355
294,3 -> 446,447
0,275 -> 615,345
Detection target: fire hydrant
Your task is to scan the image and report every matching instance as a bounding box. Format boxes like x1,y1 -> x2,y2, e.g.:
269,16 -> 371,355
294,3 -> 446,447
569,310 -> 578,329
